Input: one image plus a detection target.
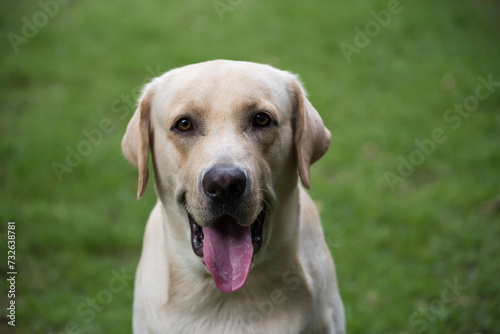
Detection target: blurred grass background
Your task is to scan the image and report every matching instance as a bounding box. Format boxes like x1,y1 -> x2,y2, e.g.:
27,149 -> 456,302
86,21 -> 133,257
1,0 -> 499,333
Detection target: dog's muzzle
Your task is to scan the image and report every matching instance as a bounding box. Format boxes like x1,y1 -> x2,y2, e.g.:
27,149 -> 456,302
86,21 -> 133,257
187,165 -> 266,293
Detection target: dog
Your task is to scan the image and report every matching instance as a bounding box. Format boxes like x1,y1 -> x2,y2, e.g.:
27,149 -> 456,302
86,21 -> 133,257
122,60 -> 345,333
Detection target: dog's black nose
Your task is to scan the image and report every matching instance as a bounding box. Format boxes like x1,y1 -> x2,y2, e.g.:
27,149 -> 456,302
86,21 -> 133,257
203,166 -> 247,203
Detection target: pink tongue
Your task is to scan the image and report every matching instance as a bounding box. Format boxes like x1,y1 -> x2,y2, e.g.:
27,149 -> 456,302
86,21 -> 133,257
203,216 -> 253,293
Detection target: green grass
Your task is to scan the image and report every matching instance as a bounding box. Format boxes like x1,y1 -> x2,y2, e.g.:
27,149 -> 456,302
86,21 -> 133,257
1,0 -> 499,333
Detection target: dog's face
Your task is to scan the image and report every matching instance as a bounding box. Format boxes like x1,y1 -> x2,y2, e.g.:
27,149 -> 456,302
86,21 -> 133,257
122,60 -> 330,292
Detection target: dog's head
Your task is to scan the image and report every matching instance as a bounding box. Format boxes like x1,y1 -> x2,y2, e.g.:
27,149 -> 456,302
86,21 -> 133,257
122,60 -> 330,292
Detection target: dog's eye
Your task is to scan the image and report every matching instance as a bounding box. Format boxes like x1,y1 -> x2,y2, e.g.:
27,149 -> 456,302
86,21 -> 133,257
253,113 -> 271,128
175,118 -> 193,132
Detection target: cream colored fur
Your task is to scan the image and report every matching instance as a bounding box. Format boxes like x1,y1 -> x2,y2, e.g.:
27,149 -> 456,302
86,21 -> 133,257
122,60 -> 345,333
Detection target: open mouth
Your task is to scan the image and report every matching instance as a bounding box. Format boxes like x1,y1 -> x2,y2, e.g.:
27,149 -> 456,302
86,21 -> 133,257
187,208 -> 266,292
188,208 -> 266,257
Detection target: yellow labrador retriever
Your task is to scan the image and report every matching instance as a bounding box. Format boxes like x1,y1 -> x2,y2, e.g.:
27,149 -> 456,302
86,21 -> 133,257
122,60 -> 345,333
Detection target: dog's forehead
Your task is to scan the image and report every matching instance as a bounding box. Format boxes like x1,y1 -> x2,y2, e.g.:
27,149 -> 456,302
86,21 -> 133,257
153,61 -> 292,116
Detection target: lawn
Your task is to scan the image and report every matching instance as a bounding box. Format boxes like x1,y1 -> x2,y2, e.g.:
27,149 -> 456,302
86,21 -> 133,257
1,0 -> 499,333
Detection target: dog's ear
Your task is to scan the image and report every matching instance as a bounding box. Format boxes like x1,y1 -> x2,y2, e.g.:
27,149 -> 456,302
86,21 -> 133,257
121,82 -> 156,198
291,76 -> 332,189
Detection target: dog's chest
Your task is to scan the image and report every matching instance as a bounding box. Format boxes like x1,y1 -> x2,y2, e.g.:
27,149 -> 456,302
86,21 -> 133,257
156,278 -> 323,334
